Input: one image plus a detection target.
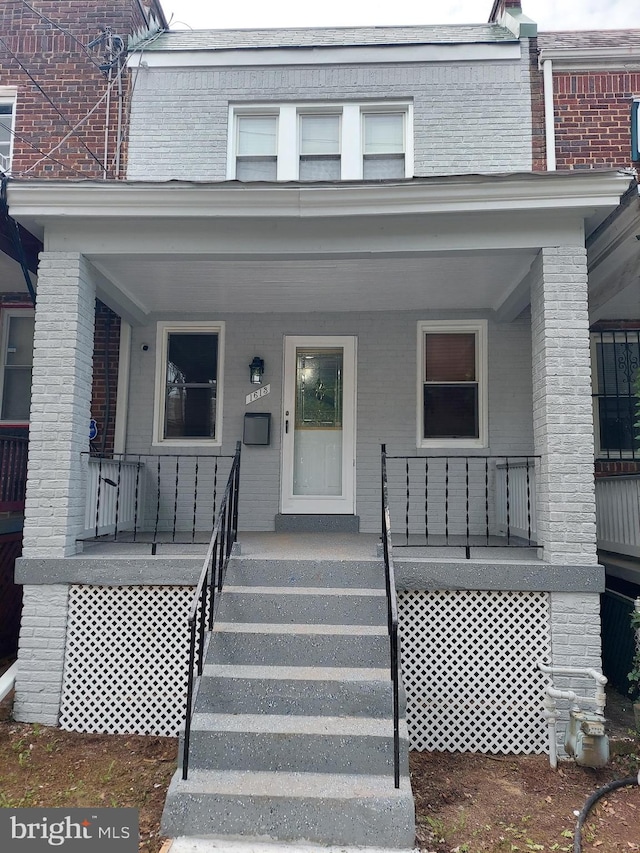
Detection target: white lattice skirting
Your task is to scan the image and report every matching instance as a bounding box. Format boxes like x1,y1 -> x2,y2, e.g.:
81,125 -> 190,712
399,590 -> 551,754
60,585 -> 194,736
60,585 -> 551,753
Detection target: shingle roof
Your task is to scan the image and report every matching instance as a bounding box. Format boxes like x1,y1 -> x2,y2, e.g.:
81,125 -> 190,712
538,29 -> 640,49
145,24 -> 517,52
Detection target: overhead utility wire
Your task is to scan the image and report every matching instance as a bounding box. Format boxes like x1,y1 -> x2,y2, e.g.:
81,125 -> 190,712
20,63 -> 127,176
0,36 -> 105,171
1,123 -> 93,179
18,0 -> 105,71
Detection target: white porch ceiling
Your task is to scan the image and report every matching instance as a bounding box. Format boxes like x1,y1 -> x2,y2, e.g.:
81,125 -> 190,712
89,251 -> 538,316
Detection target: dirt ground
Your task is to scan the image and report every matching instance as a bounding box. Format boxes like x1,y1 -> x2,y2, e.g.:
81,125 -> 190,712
1,686 -> 639,853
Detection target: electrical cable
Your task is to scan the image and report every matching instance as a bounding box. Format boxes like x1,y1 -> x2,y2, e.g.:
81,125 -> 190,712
0,36 -> 105,170
1,123 -> 93,179
573,772 -> 639,853
18,0 -> 105,71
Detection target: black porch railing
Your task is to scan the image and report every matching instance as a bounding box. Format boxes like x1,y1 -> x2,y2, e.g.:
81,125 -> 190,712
183,441 -> 241,780
384,454 -> 538,557
0,435 -> 28,512
381,444 -> 401,789
83,452 -> 237,547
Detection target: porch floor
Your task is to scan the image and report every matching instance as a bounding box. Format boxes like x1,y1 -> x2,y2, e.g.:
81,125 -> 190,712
79,531 -> 541,563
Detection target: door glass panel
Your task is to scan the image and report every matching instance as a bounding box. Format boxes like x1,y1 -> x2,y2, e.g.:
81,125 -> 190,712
293,348 -> 343,496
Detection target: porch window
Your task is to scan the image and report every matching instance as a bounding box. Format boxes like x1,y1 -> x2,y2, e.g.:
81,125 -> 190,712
592,330 -> 640,459
418,320 -> 487,448
154,322 -> 225,445
0,310 -> 34,423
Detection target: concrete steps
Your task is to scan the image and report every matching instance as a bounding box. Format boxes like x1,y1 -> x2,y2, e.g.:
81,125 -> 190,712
161,555 -> 415,848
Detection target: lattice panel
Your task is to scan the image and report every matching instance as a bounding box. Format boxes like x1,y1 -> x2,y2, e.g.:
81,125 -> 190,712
60,585 -> 196,736
399,590 -> 550,754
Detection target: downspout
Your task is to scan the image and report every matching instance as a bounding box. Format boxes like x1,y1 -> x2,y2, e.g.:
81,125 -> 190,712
542,58 -> 556,171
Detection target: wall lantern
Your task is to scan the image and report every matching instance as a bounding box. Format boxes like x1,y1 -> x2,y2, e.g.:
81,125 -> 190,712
249,356 -> 265,385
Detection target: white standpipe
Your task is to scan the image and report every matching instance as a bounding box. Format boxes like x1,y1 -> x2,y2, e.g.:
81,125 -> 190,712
538,662 -> 607,769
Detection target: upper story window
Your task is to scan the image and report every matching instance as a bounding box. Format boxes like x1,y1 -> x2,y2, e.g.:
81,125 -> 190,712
0,309 -> 35,423
591,330 -> 640,459
153,322 -> 225,446
228,102 -> 413,182
0,96 -> 16,174
417,320 -> 488,449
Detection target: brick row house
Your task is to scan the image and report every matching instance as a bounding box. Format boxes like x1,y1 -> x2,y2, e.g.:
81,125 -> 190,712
2,0 -> 640,846
0,0 -> 167,656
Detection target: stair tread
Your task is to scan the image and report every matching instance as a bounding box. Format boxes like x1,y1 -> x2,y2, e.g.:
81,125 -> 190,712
225,586 -> 386,597
169,768 -> 412,798
213,622 -> 388,636
190,713 -> 405,737
203,664 -> 389,681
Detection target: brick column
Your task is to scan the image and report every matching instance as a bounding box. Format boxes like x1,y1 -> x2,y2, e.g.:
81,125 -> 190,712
22,252 -> 96,558
530,246 -> 597,565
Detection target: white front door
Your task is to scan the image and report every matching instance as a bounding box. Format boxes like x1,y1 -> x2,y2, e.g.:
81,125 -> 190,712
281,336 -> 356,514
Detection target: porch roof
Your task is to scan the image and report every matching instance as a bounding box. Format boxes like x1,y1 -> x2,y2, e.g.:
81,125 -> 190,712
6,170 -> 633,323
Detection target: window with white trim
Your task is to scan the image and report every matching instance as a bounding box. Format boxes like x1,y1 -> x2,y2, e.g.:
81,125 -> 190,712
153,322 -> 224,445
228,102 -> 412,182
0,97 -> 15,174
418,321 -> 488,448
591,330 -> 640,459
0,309 -> 35,423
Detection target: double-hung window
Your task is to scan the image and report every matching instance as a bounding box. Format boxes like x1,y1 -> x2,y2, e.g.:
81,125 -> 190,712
0,309 -> 35,423
418,320 -> 487,448
235,114 -> 278,181
0,93 -> 16,174
154,322 -> 225,445
592,330 -> 640,459
229,102 -> 412,181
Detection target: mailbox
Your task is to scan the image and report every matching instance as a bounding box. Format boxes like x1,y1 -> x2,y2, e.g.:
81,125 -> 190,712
243,412 -> 271,446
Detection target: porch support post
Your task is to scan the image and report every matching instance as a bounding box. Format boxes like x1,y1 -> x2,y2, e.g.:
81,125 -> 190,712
14,253 -> 95,725
22,252 -> 96,558
530,246 -> 597,566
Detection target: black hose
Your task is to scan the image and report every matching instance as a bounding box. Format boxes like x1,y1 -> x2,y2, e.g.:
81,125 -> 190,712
573,772 -> 639,853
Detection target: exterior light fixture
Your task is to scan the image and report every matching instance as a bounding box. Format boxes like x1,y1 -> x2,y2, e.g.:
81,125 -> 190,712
249,356 -> 265,385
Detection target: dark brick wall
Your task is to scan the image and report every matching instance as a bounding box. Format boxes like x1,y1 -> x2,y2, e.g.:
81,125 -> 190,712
0,0 -> 166,179
552,71 -> 640,170
91,300 -> 121,456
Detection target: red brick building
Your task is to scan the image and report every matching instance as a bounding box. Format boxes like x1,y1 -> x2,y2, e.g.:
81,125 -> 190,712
0,0 -> 166,656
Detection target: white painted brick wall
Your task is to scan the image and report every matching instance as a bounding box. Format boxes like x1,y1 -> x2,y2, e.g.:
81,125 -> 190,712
14,585 -> 70,725
126,311 -> 534,532
22,253 -> 96,558
548,591 -> 603,756
530,248 -> 598,565
127,51 -> 532,181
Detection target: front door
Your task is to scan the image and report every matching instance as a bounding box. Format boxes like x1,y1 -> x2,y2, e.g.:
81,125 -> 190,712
281,336 -> 356,514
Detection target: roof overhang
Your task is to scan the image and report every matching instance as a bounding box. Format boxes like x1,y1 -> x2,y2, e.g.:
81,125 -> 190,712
538,46 -> 640,71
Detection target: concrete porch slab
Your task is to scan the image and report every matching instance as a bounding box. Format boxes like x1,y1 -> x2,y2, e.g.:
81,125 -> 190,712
165,839 -> 415,853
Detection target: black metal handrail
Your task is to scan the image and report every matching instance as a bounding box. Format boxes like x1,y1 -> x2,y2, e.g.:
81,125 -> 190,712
182,440 -> 241,780
381,444 -> 400,789
385,454 -> 539,557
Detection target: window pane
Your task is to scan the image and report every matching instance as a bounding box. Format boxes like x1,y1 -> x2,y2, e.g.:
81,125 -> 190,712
237,116 -> 276,156
423,385 -> 478,439
598,397 -> 637,453
299,156 -> 341,180
5,316 -> 34,366
363,154 -> 405,179
300,115 -> 339,154
164,333 -> 218,439
363,113 -> 403,154
236,157 -> 277,181
1,367 -> 32,421
596,340 -> 640,395
425,333 -> 476,382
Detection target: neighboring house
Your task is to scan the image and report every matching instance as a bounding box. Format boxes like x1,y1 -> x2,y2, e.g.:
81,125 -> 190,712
536,28 -> 640,691
0,0 -> 167,655
4,0 -> 638,845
